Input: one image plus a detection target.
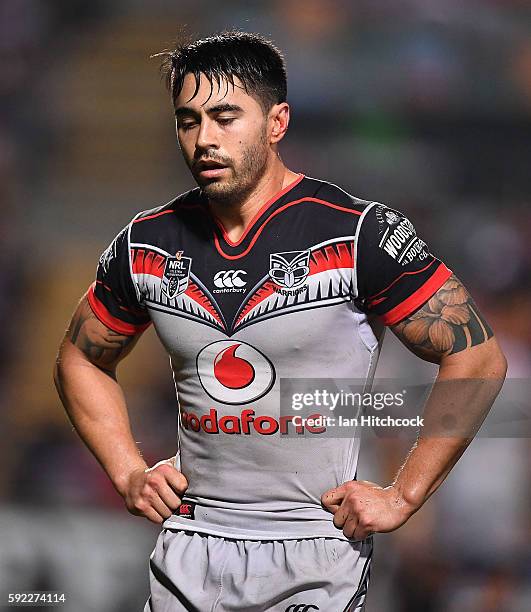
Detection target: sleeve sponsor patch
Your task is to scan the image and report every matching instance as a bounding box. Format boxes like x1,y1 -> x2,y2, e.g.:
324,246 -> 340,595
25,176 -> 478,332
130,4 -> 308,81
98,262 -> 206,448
355,203 -> 452,324
375,206 -> 430,266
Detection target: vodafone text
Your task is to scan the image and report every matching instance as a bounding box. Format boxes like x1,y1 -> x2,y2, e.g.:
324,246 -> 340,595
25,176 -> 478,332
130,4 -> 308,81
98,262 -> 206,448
180,408 -> 327,435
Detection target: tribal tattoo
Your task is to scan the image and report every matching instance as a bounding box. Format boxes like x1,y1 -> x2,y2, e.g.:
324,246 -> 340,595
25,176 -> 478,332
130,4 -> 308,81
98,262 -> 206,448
391,274 -> 493,363
67,297 -> 139,376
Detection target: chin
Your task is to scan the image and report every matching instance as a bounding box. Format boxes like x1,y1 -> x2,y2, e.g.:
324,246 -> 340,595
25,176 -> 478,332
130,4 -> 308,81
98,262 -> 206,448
201,180 -> 243,202
201,181 -> 228,196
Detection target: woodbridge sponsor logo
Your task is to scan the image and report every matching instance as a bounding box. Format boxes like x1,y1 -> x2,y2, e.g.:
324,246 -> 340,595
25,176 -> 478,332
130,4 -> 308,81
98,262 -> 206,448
380,218 -> 429,265
180,408 -> 327,435
381,218 -> 415,258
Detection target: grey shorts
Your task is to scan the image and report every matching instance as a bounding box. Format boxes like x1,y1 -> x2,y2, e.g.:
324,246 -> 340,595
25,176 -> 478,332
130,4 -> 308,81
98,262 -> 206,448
144,529 -> 372,612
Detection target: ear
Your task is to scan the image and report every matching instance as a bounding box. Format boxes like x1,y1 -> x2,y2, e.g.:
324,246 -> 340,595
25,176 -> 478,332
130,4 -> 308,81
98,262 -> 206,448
269,102 -> 290,144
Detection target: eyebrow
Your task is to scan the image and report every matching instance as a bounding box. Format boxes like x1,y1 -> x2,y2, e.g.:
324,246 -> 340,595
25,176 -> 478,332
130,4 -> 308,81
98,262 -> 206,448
175,103 -> 244,118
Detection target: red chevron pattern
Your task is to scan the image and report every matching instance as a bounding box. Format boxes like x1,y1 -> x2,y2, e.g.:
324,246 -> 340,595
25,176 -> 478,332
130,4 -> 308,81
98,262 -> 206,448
131,248 -> 166,277
309,242 -> 354,275
184,281 -> 225,328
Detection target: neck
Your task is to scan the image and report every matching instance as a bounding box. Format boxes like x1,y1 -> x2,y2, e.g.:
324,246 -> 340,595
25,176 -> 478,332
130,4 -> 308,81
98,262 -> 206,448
208,158 -> 300,243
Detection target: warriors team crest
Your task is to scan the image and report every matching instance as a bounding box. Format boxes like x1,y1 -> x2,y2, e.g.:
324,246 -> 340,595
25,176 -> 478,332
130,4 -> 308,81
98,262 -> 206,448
162,251 -> 192,299
269,250 -> 310,294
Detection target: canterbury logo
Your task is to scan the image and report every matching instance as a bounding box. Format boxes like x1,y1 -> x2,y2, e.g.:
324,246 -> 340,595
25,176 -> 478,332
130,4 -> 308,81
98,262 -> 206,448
285,605 -> 319,612
214,270 -> 247,288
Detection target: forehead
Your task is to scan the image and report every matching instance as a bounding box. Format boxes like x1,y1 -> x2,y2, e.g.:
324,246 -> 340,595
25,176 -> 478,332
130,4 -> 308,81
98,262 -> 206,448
175,72 -> 261,111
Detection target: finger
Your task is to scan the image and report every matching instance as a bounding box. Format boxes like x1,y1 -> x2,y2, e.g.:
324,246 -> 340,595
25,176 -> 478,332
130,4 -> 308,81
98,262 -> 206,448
332,503 -> 351,530
321,485 -> 346,510
149,492 -> 173,521
143,507 -> 165,524
342,515 -> 359,539
334,494 -> 362,529
144,466 -> 186,502
128,497 -> 165,524
156,482 -> 183,511
149,462 -> 188,495
161,467 -> 188,496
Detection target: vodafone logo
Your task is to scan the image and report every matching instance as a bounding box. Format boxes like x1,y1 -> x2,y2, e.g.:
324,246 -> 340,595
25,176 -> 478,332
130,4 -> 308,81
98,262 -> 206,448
213,270 -> 247,293
196,340 -> 275,405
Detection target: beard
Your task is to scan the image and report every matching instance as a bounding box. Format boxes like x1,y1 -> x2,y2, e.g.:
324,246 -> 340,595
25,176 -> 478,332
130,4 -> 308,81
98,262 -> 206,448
194,129 -> 269,207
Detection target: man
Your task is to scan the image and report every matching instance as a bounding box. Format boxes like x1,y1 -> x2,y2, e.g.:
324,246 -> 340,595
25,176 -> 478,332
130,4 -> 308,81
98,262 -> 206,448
54,31 -> 507,611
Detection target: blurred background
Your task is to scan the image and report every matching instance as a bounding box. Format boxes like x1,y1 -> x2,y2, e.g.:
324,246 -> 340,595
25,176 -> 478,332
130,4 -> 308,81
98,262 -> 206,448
0,0 -> 530,610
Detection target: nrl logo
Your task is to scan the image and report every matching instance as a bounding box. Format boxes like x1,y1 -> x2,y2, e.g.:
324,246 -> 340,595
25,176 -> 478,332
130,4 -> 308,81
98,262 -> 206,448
269,250 -> 310,294
162,250 -> 192,299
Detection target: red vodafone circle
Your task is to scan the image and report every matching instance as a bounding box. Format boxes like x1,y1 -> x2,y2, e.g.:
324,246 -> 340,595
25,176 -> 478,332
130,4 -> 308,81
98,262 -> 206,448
213,344 -> 256,389
196,340 -> 275,405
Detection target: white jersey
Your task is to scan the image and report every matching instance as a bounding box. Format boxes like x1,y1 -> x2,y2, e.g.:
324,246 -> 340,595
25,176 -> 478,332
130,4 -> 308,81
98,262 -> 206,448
89,174 -> 451,540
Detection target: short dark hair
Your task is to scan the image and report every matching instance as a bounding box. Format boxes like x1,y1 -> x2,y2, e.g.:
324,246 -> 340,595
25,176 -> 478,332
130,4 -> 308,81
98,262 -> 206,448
156,30 -> 287,113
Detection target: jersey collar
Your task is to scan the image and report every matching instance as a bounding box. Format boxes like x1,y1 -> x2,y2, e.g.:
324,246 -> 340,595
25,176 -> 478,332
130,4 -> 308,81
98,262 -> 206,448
204,173 -> 305,259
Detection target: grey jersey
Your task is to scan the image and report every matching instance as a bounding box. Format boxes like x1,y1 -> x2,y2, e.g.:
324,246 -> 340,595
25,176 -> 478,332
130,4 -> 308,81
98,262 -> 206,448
89,175 -> 451,540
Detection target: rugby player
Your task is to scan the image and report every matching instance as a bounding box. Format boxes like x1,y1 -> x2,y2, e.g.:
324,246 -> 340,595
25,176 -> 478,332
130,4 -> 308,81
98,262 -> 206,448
54,31 -> 507,611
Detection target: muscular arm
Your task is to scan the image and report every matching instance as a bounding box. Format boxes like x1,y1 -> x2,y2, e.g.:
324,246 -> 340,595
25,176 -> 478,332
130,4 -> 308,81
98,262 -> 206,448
322,274 -> 507,539
54,293 -> 187,523
54,294 -> 147,493
388,274 -> 507,509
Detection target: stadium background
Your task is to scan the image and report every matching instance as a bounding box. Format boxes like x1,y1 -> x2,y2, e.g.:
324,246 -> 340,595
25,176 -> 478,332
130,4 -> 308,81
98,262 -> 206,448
0,1 -> 530,610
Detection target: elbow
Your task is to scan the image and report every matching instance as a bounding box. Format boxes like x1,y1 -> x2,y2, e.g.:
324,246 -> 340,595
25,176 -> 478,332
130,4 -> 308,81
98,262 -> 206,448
491,344 -> 508,380
440,336 -> 508,381
484,336 -> 508,380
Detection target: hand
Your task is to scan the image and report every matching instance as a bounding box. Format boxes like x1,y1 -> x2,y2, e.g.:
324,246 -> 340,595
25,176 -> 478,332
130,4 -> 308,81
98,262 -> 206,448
121,458 -> 188,524
321,480 -> 416,540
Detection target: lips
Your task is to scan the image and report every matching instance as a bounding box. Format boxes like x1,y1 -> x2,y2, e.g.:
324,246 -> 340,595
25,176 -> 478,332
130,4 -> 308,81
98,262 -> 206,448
196,159 -> 228,172
195,160 -> 229,180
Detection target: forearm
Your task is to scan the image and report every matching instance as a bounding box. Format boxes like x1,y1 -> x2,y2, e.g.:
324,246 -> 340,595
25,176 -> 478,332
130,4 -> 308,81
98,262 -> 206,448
54,339 -> 147,494
391,338 -> 507,511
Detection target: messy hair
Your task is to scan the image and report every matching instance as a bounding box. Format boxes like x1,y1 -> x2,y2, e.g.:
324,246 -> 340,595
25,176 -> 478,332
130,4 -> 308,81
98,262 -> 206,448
155,30 -> 287,113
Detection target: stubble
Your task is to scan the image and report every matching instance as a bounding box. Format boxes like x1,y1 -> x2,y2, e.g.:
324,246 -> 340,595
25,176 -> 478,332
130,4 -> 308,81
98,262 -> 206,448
200,127 -> 270,207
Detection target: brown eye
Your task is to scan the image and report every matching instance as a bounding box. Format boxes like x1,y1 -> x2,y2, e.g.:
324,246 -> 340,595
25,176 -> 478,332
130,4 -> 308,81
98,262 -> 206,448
217,117 -> 235,126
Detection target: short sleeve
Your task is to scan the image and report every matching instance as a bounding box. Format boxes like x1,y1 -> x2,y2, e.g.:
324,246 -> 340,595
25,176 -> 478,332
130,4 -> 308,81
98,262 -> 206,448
354,203 -> 452,325
87,225 -> 151,335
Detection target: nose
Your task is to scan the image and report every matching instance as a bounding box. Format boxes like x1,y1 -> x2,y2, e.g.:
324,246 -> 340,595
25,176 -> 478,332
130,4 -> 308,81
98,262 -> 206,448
195,117 -> 219,152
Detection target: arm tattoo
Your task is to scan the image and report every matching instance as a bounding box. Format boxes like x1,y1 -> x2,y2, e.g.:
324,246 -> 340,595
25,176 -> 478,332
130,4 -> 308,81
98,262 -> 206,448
391,274 -> 493,361
67,298 -> 137,376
